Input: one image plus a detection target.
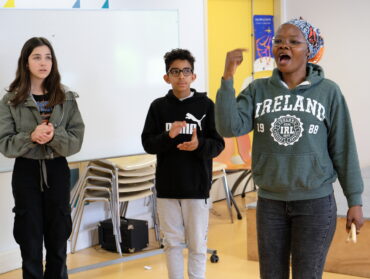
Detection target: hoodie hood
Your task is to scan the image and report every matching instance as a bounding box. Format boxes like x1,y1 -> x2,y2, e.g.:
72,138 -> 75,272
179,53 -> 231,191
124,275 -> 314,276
271,63 -> 325,90
165,88 -> 207,103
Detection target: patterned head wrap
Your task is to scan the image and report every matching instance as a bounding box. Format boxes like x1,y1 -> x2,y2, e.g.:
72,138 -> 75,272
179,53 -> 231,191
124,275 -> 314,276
286,18 -> 324,63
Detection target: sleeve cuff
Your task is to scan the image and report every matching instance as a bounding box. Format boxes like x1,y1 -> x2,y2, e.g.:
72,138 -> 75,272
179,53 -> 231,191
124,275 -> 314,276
221,78 -> 234,91
347,194 -> 363,208
24,132 -> 37,147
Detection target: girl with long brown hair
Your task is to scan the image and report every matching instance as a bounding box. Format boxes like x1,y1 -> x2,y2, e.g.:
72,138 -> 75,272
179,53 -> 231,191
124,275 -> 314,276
0,37 -> 85,279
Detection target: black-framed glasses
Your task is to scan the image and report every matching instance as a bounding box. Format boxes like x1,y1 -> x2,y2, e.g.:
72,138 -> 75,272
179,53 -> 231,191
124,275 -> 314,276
167,67 -> 193,77
272,37 -> 307,47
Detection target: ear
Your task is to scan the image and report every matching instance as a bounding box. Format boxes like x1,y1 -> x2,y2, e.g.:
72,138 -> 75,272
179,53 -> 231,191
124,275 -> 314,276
191,73 -> 197,82
163,74 -> 170,84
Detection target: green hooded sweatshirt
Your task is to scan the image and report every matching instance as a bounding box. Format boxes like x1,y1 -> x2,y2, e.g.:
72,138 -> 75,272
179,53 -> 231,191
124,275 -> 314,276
215,63 -> 363,207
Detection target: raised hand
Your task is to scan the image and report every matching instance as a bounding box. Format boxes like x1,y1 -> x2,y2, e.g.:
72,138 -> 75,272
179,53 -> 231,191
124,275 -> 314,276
177,128 -> 198,151
223,48 -> 248,80
169,121 -> 187,139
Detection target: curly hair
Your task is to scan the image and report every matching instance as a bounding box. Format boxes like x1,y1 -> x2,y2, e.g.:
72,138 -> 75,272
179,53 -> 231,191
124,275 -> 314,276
164,48 -> 195,73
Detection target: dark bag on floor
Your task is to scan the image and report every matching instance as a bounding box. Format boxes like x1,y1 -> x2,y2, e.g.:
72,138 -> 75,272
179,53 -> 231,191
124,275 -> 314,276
98,218 -> 149,253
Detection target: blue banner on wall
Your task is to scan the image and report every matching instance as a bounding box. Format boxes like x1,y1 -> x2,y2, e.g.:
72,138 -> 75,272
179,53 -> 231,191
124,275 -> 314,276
253,15 -> 274,72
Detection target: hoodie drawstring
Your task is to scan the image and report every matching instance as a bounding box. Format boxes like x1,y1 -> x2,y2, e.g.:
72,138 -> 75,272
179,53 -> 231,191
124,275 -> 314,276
39,159 -> 50,192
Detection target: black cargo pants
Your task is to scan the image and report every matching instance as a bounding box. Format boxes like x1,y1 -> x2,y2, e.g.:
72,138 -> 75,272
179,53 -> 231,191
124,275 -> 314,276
12,157 -> 71,279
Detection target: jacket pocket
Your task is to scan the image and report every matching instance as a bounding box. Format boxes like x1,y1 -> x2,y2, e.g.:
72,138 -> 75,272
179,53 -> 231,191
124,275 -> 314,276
253,153 -> 326,192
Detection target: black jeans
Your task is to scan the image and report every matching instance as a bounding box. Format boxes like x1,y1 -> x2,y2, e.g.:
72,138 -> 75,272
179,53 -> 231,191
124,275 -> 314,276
256,193 -> 337,279
12,157 -> 71,279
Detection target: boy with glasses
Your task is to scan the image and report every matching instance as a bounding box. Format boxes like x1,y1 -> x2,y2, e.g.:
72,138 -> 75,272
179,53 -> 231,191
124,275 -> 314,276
142,48 -> 224,279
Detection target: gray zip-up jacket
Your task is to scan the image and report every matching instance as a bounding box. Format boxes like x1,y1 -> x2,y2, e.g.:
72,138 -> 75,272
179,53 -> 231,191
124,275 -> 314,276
0,89 -> 85,160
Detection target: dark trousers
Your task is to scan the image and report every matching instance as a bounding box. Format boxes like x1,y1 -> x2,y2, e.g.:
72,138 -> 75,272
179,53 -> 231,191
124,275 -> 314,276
256,193 -> 337,279
12,157 -> 71,279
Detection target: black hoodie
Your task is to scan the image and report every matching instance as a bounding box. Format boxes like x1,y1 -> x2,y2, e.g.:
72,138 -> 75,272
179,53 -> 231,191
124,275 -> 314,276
141,89 -> 225,199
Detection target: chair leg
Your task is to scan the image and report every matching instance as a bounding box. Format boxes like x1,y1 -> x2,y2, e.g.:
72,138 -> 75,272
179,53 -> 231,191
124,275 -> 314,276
150,193 -> 161,245
221,172 -> 233,223
70,168 -> 88,207
107,201 -> 122,256
71,199 -> 86,253
229,192 -> 242,220
70,189 -> 86,244
107,188 -> 119,241
112,170 -> 121,243
241,175 -> 254,198
231,170 -> 251,195
120,201 -> 129,217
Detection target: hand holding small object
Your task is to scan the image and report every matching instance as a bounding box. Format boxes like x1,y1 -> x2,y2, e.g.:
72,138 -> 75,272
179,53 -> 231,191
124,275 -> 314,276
346,223 -> 357,243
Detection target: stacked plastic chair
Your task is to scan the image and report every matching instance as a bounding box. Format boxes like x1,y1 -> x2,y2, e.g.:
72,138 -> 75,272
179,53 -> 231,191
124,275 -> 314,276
70,154 -> 157,255
70,163 -> 120,253
104,155 -> 159,245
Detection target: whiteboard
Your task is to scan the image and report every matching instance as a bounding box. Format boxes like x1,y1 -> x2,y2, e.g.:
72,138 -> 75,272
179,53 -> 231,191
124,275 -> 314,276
0,9 -> 182,171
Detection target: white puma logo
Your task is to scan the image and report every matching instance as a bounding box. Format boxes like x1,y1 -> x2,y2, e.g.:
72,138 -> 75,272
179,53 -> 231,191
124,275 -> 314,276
185,113 -> 206,130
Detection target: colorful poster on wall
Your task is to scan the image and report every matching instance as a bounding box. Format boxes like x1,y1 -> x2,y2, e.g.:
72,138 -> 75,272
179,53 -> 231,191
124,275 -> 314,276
253,15 -> 274,72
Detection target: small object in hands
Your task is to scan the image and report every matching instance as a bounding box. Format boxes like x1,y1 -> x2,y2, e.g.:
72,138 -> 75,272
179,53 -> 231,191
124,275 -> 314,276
144,265 -> 152,270
346,223 -> 357,243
